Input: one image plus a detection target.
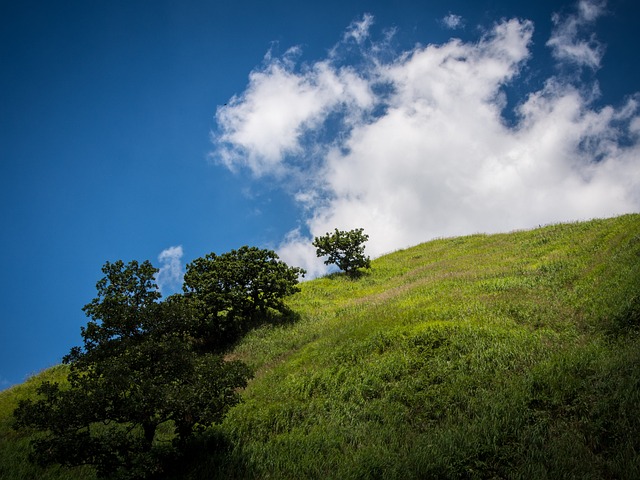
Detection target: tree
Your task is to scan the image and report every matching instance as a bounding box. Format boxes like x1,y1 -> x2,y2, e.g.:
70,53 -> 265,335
313,228 -> 371,278
14,260 -> 251,479
182,246 -> 305,352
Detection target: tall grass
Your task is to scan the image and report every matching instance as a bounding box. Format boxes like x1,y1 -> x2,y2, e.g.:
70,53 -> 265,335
218,214 -> 640,479
2,214 -> 639,479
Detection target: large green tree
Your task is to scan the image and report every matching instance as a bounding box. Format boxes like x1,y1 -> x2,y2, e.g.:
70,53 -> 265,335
183,246 -> 306,351
14,260 -> 251,479
313,228 -> 371,278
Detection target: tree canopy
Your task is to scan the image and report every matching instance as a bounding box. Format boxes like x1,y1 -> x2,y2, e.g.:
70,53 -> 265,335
182,246 -> 305,351
14,249 -> 304,479
313,228 -> 371,278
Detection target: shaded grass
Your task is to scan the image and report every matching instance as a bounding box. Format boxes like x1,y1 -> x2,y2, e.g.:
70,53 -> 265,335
0,365 -> 97,479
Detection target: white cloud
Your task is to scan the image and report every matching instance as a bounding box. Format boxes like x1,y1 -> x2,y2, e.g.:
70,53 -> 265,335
213,51 -> 375,177
442,13 -> 464,30
156,246 -> 184,295
211,5 -> 640,277
277,228 -> 327,278
343,13 -> 375,44
547,0 -> 606,69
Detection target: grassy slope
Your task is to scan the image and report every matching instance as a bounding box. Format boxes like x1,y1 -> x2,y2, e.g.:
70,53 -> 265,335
0,365 -> 95,479
2,214 -> 640,479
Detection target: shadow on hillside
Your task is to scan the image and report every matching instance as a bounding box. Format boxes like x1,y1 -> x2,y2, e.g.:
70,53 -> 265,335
192,303 -> 304,356
212,305 -> 303,356
323,269 -> 372,281
248,305 -> 301,330
164,428 -> 255,479
608,293 -> 640,336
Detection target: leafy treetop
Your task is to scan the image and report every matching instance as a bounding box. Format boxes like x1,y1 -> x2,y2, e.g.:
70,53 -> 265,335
182,246 -> 305,351
12,246 -> 307,479
313,228 -> 371,278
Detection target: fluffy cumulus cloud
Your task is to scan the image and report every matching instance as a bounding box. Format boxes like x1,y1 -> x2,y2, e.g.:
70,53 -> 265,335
156,246 -> 184,295
214,46 -> 375,177
211,0 -> 640,276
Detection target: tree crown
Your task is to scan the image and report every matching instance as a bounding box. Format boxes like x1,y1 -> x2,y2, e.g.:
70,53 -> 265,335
313,228 -> 371,278
13,247 -> 310,478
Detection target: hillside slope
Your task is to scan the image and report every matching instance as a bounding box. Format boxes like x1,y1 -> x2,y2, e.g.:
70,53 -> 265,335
2,214 -> 640,479
217,214 -> 640,479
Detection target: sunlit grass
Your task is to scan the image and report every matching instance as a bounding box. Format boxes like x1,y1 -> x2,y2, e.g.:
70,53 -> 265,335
2,214 -> 640,479
220,214 -> 640,479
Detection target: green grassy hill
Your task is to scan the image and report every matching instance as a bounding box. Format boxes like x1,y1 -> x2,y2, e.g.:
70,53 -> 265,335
2,214 -> 640,479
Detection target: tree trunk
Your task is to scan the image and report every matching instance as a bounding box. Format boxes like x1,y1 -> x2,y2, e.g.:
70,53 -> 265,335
142,421 -> 156,451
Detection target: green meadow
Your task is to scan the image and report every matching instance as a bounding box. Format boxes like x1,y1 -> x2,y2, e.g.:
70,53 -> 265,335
2,214 -> 640,479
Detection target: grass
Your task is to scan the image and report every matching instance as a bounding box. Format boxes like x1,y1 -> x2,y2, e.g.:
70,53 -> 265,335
0,365 -> 96,479
2,214 -> 640,479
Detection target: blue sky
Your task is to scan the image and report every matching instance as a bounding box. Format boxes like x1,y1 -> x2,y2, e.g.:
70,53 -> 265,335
1,0 -> 639,389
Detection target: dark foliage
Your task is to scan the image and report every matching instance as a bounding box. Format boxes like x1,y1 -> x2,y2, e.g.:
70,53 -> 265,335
182,246 -> 305,352
14,259 -> 253,479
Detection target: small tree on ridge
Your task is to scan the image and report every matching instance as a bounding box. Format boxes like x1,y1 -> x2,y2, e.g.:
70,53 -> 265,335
313,228 -> 371,278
